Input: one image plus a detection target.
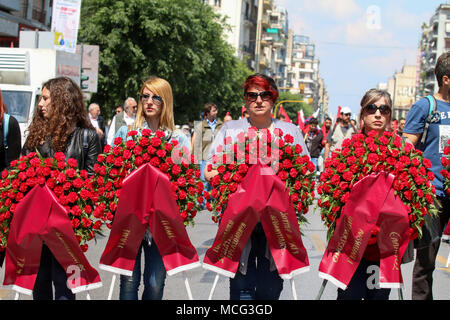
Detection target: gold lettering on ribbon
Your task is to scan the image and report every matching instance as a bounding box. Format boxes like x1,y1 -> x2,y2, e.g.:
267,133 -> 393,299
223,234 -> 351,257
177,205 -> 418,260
161,220 -> 176,239
117,229 -> 131,248
212,220 -> 234,254
16,257 -> 25,275
332,216 -> 353,263
55,231 -> 85,271
389,232 -> 401,271
347,229 -> 364,264
270,214 -> 286,253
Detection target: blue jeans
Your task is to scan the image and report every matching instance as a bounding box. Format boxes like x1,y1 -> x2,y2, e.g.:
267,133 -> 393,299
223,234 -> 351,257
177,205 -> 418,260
200,160 -> 212,192
229,223 -> 283,300
119,240 -> 166,300
33,245 -> 75,300
310,157 -> 319,173
337,259 -> 391,300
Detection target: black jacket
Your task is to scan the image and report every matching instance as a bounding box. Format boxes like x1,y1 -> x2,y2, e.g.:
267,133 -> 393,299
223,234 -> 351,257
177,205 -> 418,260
305,129 -> 324,158
22,127 -> 101,175
0,115 -> 22,171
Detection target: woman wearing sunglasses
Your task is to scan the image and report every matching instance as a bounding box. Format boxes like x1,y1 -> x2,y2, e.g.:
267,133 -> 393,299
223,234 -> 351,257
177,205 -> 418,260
335,88 -> 393,300
114,76 -> 190,300
205,73 -> 309,300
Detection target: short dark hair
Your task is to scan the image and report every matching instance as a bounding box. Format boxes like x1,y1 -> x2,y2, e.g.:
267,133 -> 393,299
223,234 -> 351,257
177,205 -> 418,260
203,102 -> 217,117
435,52 -> 450,87
308,118 -> 319,125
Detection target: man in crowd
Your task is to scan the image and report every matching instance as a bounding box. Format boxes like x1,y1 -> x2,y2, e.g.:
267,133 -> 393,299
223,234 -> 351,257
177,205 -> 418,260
88,103 -> 106,149
107,97 -> 137,145
398,117 -> 406,135
402,51 -> 450,300
304,118 -> 323,176
323,106 -> 356,160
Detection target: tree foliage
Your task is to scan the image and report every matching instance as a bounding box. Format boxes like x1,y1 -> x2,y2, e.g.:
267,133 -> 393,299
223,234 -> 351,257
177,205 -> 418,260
78,0 -> 252,123
276,91 -> 313,121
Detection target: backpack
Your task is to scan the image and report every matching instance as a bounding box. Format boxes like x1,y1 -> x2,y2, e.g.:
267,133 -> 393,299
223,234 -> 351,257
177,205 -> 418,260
418,95 -> 440,148
3,113 -> 9,167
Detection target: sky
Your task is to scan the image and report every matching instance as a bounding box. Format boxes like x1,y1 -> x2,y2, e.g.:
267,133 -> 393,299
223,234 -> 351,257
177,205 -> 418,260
276,0 -> 447,118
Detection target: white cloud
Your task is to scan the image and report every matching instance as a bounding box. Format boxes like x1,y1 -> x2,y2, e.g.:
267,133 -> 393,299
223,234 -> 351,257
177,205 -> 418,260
301,0 -> 363,21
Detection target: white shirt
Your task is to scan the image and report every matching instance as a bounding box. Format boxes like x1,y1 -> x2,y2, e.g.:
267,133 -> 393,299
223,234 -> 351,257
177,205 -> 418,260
107,112 -> 136,145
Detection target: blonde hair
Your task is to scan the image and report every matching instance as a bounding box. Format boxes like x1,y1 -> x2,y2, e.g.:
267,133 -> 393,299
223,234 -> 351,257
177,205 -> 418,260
133,76 -> 175,131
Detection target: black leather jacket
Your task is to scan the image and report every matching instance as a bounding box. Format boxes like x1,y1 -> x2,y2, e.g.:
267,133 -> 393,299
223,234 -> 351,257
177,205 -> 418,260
22,127 -> 102,175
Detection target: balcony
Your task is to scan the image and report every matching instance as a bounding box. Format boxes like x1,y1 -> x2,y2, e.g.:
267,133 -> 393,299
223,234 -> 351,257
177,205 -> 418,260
263,0 -> 272,10
259,56 -> 269,68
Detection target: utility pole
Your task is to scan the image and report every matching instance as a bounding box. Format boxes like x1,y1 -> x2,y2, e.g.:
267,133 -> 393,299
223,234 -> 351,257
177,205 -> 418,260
254,0 -> 263,73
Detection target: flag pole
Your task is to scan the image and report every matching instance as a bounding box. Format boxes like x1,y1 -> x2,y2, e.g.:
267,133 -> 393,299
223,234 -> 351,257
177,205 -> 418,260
290,278 -> 298,300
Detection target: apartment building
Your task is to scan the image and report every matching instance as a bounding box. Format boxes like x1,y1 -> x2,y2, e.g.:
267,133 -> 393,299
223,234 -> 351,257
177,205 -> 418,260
418,3 -> 450,97
386,65 -> 417,120
0,0 -> 51,47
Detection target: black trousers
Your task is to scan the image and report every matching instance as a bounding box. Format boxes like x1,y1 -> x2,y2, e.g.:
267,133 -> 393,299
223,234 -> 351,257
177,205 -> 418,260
33,244 -> 75,300
412,196 -> 450,300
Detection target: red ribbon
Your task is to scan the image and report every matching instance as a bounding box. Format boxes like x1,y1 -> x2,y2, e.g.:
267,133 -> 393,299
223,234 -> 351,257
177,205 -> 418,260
442,219 -> 450,241
319,172 -> 411,289
376,187 -> 410,288
99,163 -> 200,276
203,162 -> 309,279
3,184 -> 102,295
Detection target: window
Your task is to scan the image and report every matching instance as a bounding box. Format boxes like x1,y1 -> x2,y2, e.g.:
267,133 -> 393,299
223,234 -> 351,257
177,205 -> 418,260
214,0 -> 221,7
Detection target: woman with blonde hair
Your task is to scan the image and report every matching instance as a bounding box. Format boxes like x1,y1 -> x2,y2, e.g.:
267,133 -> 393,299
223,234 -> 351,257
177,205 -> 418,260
114,76 -> 189,300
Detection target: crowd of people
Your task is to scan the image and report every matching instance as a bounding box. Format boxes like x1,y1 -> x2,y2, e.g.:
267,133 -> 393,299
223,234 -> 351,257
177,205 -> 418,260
0,52 -> 448,301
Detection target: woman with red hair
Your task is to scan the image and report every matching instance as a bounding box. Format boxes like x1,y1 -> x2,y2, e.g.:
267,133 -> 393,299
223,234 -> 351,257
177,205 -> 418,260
205,73 -> 309,300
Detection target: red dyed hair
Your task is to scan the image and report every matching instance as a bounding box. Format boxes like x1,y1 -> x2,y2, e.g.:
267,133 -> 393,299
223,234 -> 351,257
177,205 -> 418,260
243,74 -> 278,103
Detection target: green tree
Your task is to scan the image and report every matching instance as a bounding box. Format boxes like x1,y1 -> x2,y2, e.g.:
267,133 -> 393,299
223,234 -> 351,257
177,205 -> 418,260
78,0 -> 252,123
276,91 -> 313,121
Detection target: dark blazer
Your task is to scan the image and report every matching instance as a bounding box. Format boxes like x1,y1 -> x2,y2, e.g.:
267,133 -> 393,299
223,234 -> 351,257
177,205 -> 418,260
0,114 -> 21,171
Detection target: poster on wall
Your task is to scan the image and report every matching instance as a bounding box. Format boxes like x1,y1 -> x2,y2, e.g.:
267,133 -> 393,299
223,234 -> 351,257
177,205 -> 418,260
51,0 -> 82,53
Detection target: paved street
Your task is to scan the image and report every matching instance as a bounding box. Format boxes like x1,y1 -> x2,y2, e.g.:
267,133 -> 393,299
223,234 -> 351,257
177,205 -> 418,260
0,199 -> 449,300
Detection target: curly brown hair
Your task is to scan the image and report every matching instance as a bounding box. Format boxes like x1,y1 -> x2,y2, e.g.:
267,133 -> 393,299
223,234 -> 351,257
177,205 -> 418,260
25,77 -> 93,152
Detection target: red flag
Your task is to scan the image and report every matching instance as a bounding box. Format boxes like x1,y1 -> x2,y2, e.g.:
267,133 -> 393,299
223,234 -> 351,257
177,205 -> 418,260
296,109 -> 305,130
241,106 -> 247,118
318,172 -> 394,289
3,184 -> 102,295
99,163 -> 200,276
278,105 -> 291,122
203,161 -> 309,278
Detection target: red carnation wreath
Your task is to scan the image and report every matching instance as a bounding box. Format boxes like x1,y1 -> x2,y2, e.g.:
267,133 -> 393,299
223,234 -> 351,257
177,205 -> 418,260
206,127 -> 316,226
90,129 -> 204,227
317,130 -> 437,242
0,152 -> 101,252
440,139 -> 450,195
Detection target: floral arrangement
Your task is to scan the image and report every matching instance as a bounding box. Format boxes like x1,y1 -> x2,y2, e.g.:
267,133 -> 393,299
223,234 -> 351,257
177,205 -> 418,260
317,131 -> 437,242
440,139 -> 450,195
206,127 -> 316,226
90,129 -> 204,227
0,152 -> 101,252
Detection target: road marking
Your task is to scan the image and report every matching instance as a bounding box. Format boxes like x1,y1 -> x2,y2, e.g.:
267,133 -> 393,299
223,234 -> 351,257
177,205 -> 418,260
436,254 -> 450,274
309,234 -> 326,253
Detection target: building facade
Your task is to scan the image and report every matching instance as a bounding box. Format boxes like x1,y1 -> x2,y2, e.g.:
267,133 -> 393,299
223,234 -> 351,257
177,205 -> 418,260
418,3 -> 450,97
0,0 -> 51,47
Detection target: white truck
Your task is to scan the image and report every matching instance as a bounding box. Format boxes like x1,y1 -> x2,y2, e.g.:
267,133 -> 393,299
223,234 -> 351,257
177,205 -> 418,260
0,47 -> 81,145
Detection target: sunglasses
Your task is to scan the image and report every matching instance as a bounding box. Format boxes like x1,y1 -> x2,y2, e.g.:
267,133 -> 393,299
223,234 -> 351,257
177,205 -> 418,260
140,94 -> 163,105
364,104 -> 391,115
245,91 -> 273,102
341,112 -> 351,116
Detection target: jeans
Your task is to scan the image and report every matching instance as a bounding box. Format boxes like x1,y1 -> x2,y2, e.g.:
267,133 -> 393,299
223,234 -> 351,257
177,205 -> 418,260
33,245 -> 75,300
229,223 -> 283,300
200,160 -> 212,192
337,259 -> 390,300
119,240 -> 166,300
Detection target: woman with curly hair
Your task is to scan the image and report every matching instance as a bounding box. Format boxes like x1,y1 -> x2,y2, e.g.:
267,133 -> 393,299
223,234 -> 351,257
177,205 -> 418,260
22,76 -> 102,300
